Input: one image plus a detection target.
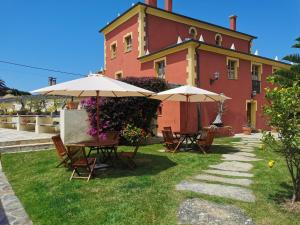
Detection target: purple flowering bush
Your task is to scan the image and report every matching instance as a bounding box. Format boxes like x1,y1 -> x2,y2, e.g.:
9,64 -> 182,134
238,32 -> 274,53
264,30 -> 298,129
81,77 -> 167,142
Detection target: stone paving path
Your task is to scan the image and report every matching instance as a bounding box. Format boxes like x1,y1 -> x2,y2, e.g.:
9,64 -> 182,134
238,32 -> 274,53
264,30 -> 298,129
177,136 -> 262,224
0,128 -> 53,143
0,161 -> 32,225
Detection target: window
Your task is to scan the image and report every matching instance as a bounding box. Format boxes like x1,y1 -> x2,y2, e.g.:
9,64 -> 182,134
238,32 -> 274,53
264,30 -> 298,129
110,42 -> 117,59
189,27 -> 198,39
115,71 -> 123,79
251,64 -> 262,94
215,34 -> 222,46
227,58 -> 238,79
154,59 -> 166,79
157,105 -> 162,116
124,33 -> 133,52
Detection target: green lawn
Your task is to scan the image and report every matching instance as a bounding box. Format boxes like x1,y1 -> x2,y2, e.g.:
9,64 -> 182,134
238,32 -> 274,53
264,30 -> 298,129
1,137 -> 300,225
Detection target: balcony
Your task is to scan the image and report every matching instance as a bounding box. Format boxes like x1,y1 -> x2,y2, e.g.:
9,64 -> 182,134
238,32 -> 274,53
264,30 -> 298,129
252,80 -> 261,94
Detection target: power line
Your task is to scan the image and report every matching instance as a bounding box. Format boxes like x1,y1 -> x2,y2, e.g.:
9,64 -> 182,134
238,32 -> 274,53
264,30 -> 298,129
0,60 -> 86,77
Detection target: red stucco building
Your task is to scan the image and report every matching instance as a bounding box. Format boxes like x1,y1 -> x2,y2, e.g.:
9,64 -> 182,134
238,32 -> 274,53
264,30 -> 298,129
100,0 -> 290,134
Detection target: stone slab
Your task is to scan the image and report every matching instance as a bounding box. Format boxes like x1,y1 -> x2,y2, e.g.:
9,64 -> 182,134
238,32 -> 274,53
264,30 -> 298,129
238,148 -> 255,153
232,152 -> 256,157
203,169 -> 253,178
194,174 -> 252,186
178,199 -> 256,225
222,154 -> 261,162
176,181 -> 255,202
209,161 -> 253,172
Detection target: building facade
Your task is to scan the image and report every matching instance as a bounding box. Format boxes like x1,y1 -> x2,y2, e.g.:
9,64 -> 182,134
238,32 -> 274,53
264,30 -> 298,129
100,0 -> 290,133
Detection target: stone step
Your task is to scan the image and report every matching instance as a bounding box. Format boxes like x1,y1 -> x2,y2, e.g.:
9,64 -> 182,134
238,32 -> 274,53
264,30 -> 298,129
203,169 -> 253,178
0,137 -> 53,147
178,199 -> 256,225
232,152 -> 256,157
209,161 -> 253,172
176,181 -> 255,202
222,154 -> 261,162
194,174 -> 252,186
0,143 -> 54,153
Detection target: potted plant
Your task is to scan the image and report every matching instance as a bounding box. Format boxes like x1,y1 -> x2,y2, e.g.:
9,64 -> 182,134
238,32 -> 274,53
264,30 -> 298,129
242,123 -> 252,135
66,101 -> 79,110
122,124 -> 147,146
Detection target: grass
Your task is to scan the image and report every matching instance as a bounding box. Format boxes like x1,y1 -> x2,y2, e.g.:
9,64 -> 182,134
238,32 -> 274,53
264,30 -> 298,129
1,137 -> 300,225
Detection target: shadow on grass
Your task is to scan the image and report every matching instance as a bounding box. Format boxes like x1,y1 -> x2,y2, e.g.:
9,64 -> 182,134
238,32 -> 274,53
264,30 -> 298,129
167,144 -> 238,155
93,152 -> 177,179
268,182 -> 294,203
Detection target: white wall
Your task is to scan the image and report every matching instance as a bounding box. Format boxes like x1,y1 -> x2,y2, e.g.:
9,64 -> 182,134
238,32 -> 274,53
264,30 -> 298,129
60,109 -> 93,144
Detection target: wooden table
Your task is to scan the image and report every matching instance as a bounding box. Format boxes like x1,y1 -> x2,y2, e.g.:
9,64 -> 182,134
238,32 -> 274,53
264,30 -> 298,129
174,131 -> 199,151
66,140 -> 119,165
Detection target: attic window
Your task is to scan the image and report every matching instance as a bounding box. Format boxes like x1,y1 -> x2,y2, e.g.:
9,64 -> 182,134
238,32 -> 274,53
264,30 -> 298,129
189,27 -> 198,39
215,34 -> 222,46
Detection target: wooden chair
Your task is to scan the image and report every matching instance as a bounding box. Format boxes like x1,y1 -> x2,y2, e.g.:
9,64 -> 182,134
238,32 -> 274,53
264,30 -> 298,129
52,135 -> 71,168
68,147 -> 97,182
118,144 -> 140,169
196,127 -> 216,153
162,130 -> 182,153
163,126 -> 180,140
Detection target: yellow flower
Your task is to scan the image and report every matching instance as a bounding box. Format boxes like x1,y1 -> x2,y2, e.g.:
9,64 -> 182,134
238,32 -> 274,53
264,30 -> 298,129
268,160 -> 275,168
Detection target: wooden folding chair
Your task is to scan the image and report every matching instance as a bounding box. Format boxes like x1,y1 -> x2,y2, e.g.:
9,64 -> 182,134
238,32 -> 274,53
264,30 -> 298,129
118,144 -> 140,169
163,126 -> 180,140
162,130 -> 182,153
52,135 -> 71,168
68,148 -> 97,182
197,127 -> 216,153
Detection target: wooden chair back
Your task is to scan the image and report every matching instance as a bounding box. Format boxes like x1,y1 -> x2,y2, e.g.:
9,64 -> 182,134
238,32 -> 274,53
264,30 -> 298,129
52,135 -> 68,158
162,130 -> 175,144
163,127 -> 172,132
201,127 -> 216,146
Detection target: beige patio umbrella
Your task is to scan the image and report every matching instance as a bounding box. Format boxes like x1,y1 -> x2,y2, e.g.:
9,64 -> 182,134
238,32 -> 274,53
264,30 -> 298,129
32,74 -> 154,138
150,85 -> 231,129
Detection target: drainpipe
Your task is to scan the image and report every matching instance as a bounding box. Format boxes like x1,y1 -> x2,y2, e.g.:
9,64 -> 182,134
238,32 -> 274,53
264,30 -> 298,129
195,43 -> 202,131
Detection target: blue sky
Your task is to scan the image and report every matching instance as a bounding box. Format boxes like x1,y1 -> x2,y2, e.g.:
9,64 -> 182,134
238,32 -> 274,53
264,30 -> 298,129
0,0 -> 299,91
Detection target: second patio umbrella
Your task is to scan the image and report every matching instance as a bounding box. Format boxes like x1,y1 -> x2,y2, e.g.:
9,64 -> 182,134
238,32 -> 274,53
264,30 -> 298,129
32,74 -> 154,138
150,85 -> 231,130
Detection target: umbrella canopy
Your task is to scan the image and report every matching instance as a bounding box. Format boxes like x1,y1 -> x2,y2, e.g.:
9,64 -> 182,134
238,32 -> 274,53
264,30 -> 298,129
150,85 -> 230,102
31,74 -> 154,139
31,74 -> 154,97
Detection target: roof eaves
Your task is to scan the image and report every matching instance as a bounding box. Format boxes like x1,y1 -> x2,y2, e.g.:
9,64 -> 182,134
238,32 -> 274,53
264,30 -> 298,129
100,2 -> 257,40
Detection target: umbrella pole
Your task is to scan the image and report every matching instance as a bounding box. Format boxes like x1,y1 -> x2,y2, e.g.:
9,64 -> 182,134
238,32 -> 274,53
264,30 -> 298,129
96,91 -> 100,140
186,95 -> 189,132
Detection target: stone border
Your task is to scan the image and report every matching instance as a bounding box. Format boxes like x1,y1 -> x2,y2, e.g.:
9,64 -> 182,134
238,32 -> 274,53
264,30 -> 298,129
0,161 -> 33,225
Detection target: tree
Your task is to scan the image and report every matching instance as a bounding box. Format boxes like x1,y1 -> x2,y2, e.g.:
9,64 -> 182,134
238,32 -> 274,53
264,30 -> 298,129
263,37 -> 300,203
272,37 -> 300,87
0,79 -> 5,89
0,79 -> 6,95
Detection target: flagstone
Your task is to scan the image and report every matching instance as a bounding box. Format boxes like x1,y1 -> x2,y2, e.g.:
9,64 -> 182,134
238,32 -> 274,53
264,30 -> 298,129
178,199 -> 256,225
176,181 -> 255,202
203,169 -> 253,178
209,161 -> 253,172
222,154 -> 261,162
232,152 -> 256,157
194,174 -> 252,186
